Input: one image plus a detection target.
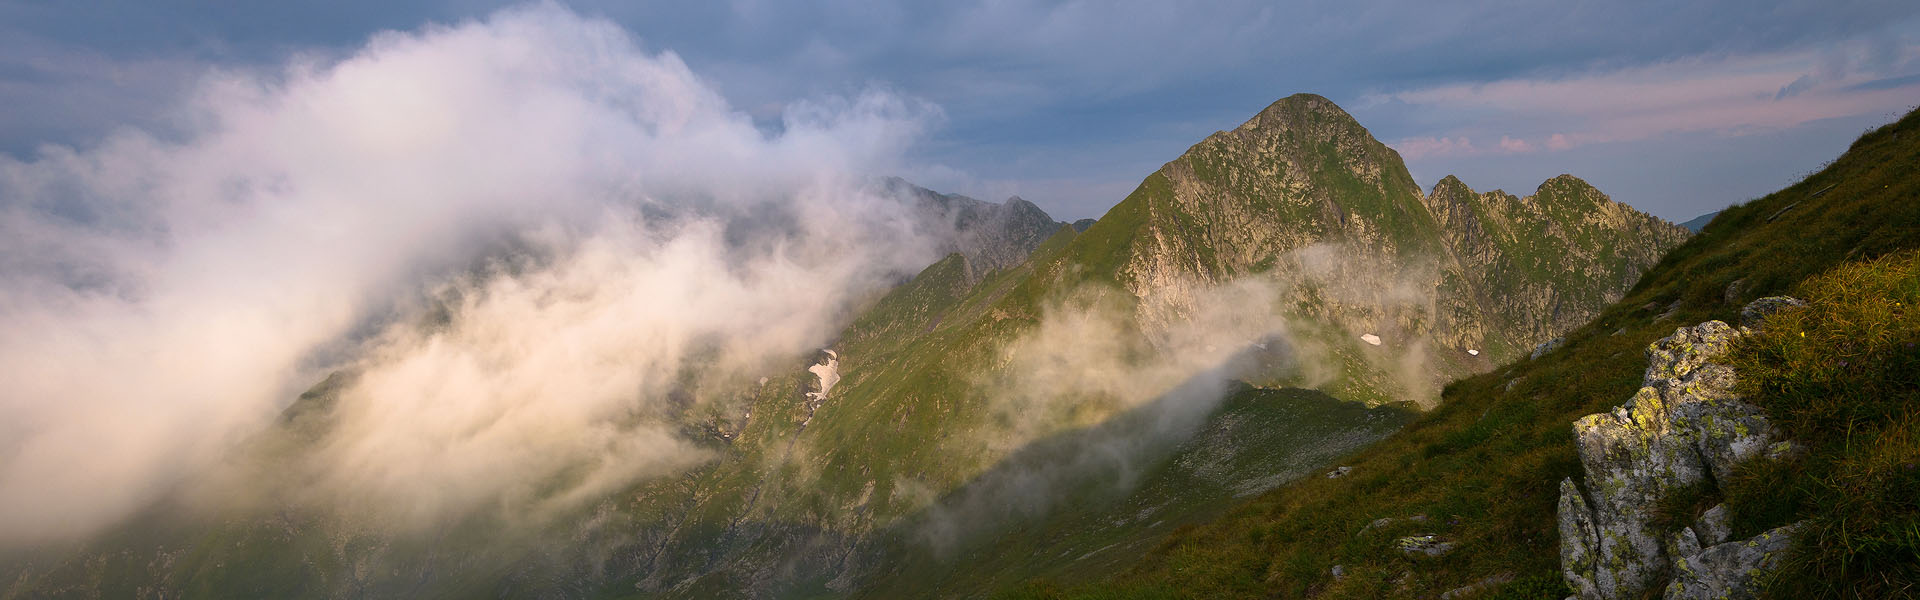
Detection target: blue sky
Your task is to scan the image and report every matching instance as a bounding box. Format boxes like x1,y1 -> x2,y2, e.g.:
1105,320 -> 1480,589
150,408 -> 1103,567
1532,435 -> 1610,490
3,0 -> 1918,222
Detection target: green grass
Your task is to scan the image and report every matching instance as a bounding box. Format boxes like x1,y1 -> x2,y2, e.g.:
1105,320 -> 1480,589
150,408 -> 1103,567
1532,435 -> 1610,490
855,387 -> 1414,598
1722,251 -> 1920,599
1010,104 -> 1920,599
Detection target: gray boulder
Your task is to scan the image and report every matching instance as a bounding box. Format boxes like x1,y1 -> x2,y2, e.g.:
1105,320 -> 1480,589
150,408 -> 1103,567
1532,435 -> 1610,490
1692,504 -> 1732,546
1531,336 -> 1565,359
1665,523 -> 1801,600
1394,535 -> 1454,558
1557,299 -> 1806,600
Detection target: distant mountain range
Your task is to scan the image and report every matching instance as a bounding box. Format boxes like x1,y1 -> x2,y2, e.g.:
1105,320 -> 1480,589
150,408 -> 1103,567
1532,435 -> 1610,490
1680,210 -> 1720,232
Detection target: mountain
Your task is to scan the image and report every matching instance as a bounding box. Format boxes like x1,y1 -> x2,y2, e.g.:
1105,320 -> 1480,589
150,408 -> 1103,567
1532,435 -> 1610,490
1680,210 -> 1721,232
1021,94 -> 1685,395
1025,101 -> 1920,600
878,177 -> 1067,275
0,94 -> 1690,599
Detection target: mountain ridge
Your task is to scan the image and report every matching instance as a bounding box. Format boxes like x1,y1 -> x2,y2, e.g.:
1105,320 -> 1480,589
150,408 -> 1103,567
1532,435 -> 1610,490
1023,100 -> 1920,600
0,92 -> 1695,600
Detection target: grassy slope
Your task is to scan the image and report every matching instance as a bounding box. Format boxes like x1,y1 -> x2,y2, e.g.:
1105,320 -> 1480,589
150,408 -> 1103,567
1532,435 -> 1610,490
1011,106 -> 1920,599
856,388 -> 1416,599
1721,251 -> 1920,597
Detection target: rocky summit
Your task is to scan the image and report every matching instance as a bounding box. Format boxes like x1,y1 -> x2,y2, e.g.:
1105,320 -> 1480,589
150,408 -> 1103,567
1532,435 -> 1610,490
1095,94 -> 1688,399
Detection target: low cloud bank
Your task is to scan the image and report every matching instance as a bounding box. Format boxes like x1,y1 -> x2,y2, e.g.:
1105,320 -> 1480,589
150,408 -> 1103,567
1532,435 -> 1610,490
0,4 -> 949,546
913,242 -> 1450,552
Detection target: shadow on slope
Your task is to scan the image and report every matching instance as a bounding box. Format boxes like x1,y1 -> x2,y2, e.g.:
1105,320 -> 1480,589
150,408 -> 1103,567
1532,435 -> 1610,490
852,340 -> 1416,598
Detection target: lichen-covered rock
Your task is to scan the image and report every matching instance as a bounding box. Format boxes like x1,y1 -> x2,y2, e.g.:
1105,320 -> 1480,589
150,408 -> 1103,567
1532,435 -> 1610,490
1664,523 -> 1801,600
1394,535 -> 1454,557
1692,505 -> 1731,546
1558,479 -> 1604,598
1557,317 -> 1787,599
1532,336 -> 1565,359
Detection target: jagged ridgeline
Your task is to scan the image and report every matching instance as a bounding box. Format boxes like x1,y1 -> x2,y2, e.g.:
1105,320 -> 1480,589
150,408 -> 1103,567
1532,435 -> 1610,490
1034,103 -> 1920,599
1,95 -> 1686,599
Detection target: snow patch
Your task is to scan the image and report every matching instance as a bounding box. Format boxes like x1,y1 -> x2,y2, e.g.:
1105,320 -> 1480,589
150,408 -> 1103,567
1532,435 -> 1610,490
807,349 -> 840,401
1360,333 -> 1382,346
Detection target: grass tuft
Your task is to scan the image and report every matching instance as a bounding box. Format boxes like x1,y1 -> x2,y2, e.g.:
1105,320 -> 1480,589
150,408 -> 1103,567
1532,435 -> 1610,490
1725,251 -> 1920,599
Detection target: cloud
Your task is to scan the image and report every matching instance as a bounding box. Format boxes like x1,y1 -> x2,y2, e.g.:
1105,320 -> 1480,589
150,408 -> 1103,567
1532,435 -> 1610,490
1498,135 -> 1534,153
0,3 -> 948,546
0,34 -> 208,156
914,278 -> 1293,554
1391,136 -> 1477,159
8,2 -> 1920,225
1391,134 -> 1543,159
916,239 -> 1455,552
1373,40 -> 1920,154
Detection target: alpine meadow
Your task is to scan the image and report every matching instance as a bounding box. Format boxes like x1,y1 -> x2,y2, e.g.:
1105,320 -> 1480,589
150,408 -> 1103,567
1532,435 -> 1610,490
2,2 -> 1917,599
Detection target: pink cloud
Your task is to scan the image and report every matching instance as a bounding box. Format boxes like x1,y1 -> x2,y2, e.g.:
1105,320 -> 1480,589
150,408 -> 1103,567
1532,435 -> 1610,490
1498,135 -> 1534,153
1391,136 -> 1475,159
1372,43 -> 1920,150
1393,134 -> 1547,159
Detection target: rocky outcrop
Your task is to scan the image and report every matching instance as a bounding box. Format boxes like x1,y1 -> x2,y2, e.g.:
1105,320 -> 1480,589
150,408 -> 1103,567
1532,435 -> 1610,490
877,177 -> 1065,275
1739,296 -> 1807,329
1557,298 -> 1808,600
1394,535 -> 1455,558
1531,336 -> 1565,360
1666,522 -> 1801,599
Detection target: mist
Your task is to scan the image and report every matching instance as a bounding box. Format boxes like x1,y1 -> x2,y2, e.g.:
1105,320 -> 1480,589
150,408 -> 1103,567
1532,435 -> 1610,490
907,240 -> 1457,553
0,3 -> 952,547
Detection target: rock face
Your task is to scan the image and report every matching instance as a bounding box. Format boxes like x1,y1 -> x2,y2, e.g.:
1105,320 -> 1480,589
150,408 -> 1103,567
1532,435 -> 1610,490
1558,299 -> 1807,600
1109,94 -> 1688,382
878,177 -> 1066,276
1666,522 -> 1801,599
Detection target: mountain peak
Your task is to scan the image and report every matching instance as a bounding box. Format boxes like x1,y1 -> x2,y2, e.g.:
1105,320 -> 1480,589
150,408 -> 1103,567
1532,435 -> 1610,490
1430,174 -> 1472,197
1236,93 -> 1365,135
1538,173 -> 1596,193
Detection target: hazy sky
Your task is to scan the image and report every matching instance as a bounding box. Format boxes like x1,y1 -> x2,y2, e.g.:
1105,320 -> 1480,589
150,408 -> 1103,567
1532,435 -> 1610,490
3,0 -> 1918,221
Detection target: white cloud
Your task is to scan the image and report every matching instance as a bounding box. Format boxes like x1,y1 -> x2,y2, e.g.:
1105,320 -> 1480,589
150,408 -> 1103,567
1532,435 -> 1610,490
0,3 -> 945,545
